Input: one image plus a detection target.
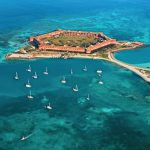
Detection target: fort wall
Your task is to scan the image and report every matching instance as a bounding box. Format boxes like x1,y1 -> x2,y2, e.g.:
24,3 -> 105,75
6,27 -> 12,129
29,30 -> 117,54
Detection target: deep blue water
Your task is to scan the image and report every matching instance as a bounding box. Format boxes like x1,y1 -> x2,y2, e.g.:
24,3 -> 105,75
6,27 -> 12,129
0,0 -> 150,150
0,0 -> 150,60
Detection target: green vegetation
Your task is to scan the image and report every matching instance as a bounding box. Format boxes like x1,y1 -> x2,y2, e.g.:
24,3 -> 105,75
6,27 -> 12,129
96,52 -> 109,59
141,69 -> 150,74
99,53 -> 109,59
43,34 -> 99,47
138,69 -> 150,78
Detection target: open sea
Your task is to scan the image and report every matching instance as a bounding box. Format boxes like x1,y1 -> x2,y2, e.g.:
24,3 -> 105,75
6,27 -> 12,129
0,0 -> 150,150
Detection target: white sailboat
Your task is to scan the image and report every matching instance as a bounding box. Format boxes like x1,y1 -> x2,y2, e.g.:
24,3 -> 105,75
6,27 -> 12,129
43,67 -> 48,75
26,65 -> 31,72
70,69 -> 73,75
45,103 -> 52,110
83,65 -> 87,72
25,80 -> 31,88
14,72 -> 19,80
27,90 -> 33,99
61,76 -> 66,84
73,84 -> 79,92
20,133 -> 33,141
97,69 -> 102,74
86,94 -> 90,100
32,72 -> 38,79
98,81 -> 103,85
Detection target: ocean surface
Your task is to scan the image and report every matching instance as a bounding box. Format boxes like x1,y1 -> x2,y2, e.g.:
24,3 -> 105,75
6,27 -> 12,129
0,0 -> 150,150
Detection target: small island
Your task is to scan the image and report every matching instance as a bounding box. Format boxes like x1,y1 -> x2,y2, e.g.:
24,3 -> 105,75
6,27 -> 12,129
6,29 -> 150,83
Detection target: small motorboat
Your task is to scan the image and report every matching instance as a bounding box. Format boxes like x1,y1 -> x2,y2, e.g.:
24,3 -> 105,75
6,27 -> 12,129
20,133 -> 33,141
61,76 -> 66,84
32,72 -> 38,79
14,72 -> 19,80
73,84 -> 79,92
27,90 -> 33,99
25,80 -> 31,88
43,67 -> 48,75
26,65 -> 31,72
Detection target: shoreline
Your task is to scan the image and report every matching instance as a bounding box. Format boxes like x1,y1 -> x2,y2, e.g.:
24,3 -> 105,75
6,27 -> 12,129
108,51 -> 150,83
5,42 -> 150,83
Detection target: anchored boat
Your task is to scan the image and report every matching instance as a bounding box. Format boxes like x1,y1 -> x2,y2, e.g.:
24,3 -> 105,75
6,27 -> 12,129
70,69 -> 73,75
14,72 -> 19,80
45,103 -> 52,110
61,76 -> 66,84
97,69 -> 102,74
25,80 -> 32,88
73,84 -> 79,92
27,90 -> 33,99
98,81 -> 103,85
83,65 -> 87,72
43,67 -> 48,75
86,94 -> 90,100
26,65 -> 31,72
32,72 -> 38,79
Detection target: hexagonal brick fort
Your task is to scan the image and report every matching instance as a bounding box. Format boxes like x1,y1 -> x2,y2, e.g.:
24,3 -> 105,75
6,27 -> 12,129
29,29 -> 118,54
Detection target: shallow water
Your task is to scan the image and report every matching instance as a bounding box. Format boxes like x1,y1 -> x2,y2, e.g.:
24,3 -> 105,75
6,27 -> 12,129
0,58 -> 150,150
115,46 -> 150,68
0,0 -> 150,149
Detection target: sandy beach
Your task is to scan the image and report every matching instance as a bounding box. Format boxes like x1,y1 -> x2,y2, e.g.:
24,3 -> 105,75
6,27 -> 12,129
108,51 -> 150,83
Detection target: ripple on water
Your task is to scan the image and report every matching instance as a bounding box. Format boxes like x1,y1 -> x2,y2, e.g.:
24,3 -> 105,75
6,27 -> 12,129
0,58 -> 150,149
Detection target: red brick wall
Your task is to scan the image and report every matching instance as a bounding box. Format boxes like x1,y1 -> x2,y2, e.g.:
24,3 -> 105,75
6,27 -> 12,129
86,40 -> 117,53
39,44 -> 85,53
29,30 -> 116,53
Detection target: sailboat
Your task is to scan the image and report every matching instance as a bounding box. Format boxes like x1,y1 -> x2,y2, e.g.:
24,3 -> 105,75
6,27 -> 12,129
61,76 -> 66,84
20,133 -> 33,141
86,94 -> 90,100
98,81 -> 103,85
32,72 -> 38,79
70,69 -> 73,75
27,90 -> 33,99
83,65 -> 87,72
14,72 -> 19,80
26,65 -> 31,72
73,84 -> 79,92
25,80 -> 32,88
43,67 -> 48,75
97,69 -> 102,74
45,103 -> 52,110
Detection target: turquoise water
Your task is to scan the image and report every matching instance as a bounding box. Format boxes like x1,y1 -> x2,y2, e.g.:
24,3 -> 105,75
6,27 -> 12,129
0,59 -> 150,150
0,0 -> 150,149
1,0 -> 150,61
115,46 -> 150,68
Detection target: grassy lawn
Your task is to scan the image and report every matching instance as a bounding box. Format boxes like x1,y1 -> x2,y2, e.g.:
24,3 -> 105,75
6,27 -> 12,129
42,34 -> 99,47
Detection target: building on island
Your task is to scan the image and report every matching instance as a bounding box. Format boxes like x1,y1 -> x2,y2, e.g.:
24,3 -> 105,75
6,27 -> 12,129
29,29 -> 118,54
